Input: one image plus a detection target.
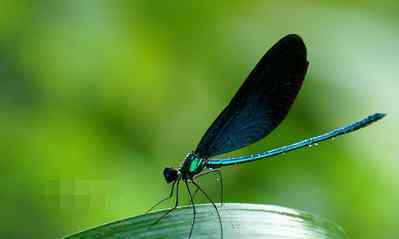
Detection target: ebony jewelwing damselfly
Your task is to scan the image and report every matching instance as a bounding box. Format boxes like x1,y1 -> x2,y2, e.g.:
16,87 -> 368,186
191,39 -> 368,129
147,34 -> 385,239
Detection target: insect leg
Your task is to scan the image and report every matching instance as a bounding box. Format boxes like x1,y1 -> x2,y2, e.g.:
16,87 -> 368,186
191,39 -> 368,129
151,178 -> 180,226
193,169 -> 223,205
146,180 -> 176,213
185,181 -> 196,239
191,181 -> 223,239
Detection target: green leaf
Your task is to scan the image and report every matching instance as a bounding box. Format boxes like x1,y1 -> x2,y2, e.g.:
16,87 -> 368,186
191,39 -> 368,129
65,203 -> 347,239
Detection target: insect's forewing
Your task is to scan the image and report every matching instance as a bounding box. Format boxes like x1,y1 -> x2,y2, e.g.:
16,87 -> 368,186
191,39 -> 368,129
195,34 -> 308,158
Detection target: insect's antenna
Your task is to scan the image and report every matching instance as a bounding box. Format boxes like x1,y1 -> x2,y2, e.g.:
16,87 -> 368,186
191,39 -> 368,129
191,181 -> 223,239
146,180 -> 176,213
150,178 -> 181,227
185,181 -> 196,239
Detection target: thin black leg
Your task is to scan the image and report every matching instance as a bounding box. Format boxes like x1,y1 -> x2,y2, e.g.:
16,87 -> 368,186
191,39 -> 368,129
151,178 -> 180,226
193,169 -> 224,205
192,187 -> 200,200
191,181 -> 223,239
185,181 -> 196,239
146,180 -> 176,213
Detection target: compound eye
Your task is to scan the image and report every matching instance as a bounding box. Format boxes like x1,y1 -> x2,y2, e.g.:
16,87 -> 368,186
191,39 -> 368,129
163,167 -> 178,183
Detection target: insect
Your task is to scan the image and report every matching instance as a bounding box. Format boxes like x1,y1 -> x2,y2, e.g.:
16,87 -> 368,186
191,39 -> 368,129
148,34 -> 385,239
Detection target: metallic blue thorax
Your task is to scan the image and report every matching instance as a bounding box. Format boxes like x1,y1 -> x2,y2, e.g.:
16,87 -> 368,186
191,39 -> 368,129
180,152 -> 206,178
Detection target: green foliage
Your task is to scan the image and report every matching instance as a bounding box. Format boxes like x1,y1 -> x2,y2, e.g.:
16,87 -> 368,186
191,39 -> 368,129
65,203 -> 347,239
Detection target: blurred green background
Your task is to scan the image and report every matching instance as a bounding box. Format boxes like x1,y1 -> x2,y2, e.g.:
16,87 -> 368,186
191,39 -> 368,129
1,1 -> 397,238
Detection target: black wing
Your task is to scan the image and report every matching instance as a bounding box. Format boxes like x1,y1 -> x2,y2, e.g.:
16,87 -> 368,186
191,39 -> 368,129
195,34 -> 308,158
